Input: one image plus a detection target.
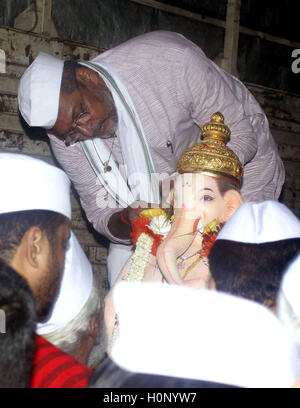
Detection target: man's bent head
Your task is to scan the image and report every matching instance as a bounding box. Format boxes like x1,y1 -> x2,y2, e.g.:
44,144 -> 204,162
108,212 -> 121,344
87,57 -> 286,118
18,53 -> 118,146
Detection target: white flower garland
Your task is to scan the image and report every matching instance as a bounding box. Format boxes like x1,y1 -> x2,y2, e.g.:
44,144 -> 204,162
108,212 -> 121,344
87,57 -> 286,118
110,215 -> 171,351
148,214 -> 172,238
126,214 -> 171,281
126,232 -> 154,281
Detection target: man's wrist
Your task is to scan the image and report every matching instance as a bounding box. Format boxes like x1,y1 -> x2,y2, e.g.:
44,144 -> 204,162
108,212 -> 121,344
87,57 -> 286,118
120,208 -> 130,226
107,208 -> 131,240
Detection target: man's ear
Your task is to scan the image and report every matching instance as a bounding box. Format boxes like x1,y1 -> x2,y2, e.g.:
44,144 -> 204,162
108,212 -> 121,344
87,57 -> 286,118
76,66 -> 103,89
24,226 -> 46,269
161,176 -> 175,208
9,226 -> 47,289
220,190 -> 243,223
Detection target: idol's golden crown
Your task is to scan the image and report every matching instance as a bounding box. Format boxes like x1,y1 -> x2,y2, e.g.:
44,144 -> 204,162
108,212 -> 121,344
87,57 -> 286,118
176,112 -> 243,188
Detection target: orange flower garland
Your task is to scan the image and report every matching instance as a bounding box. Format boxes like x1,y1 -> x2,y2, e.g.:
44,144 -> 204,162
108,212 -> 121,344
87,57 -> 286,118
130,216 -> 164,256
199,221 -> 224,258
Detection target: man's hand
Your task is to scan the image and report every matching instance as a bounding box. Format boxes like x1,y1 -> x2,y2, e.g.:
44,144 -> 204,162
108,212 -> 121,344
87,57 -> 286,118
107,201 -> 160,240
108,173 -> 176,241
123,200 -> 159,224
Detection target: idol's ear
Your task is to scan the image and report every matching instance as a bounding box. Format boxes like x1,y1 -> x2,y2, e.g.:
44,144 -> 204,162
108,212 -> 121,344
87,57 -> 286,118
220,190 -> 243,223
160,174 -> 176,209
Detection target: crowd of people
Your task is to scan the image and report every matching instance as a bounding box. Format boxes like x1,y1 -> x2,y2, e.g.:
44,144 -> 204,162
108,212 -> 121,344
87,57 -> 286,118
0,31 -> 299,388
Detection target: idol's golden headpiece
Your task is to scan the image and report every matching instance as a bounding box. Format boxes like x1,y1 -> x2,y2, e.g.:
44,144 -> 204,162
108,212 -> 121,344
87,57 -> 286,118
176,112 -> 243,188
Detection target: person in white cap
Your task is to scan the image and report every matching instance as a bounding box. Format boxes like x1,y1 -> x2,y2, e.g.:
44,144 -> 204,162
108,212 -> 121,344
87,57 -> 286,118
36,232 -> 103,368
208,201 -> 300,312
278,254 -> 300,348
88,282 -> 300,388
0,153 -> 71,321
277,254 -> 300,387
0,153 -> 101,369
17,31 -> 285,286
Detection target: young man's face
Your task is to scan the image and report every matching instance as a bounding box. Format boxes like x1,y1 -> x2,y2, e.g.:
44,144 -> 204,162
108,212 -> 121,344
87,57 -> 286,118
35,223 -> 71,321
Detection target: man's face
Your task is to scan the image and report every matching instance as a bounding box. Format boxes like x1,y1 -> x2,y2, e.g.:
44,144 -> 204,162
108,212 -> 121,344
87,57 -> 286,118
50,71 -> 118,146
35,224 -> 71,321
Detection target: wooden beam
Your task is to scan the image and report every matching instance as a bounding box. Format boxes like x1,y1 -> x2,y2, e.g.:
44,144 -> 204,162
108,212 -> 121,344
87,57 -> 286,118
130,0 -> 300,49
40,0 -> 52,36
130,0 -> 225,28
221,0 -> 241,76
0,49 -> 5,73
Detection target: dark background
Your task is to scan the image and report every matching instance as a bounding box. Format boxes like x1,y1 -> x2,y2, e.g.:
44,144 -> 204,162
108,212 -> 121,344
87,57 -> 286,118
0,0 -> 299,94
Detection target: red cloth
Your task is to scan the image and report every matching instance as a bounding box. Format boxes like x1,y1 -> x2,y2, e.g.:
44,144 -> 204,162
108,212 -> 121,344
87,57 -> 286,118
31,335 -> 92,388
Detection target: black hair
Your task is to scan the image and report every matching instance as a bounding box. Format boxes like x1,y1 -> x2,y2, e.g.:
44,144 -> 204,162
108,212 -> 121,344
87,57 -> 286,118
0,259 -> 36,388
0,210 -> 69,263
88,354 -> 238,388
209,238 -> 300,308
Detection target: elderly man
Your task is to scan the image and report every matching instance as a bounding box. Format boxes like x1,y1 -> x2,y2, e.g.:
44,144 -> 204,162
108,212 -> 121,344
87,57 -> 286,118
0,153 -> 94,386
36,231 -> 102,368
18,30 -> 285,285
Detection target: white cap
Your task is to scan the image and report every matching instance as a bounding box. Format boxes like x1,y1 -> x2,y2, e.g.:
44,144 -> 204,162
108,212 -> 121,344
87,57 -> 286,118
18,52 -> 64,129
111,282 -> 298,388
36,231 -> 93,334
280,254 -> 300,320
0,153 -> 71,219
216,201 -> 300,243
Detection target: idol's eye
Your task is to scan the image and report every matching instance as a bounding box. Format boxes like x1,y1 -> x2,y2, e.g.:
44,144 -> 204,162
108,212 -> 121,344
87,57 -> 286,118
200,194 -> 214,202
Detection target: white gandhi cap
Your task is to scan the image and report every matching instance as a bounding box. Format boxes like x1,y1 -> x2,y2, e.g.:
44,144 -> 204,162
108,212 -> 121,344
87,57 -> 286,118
36,231 -> 93,335
0,154 -> 93,333
216,201 -> 300,244
280,254 -> 300,320
18,52 -> 64,129
111,282 -> 299,388
0,153 -> 71,219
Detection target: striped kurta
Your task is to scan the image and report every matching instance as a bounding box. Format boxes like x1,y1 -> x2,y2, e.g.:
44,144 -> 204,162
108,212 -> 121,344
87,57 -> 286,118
31,335 -> 92,388
48,31 -> 285,246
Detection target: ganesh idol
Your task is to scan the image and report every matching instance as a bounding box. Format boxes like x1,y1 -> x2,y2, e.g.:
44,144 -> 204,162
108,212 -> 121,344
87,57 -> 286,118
105,112 -> 244,343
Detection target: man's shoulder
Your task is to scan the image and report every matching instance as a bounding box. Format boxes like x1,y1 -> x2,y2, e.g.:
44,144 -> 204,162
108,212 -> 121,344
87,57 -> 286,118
127,30 -> 188,45
95,30 -> 197,60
